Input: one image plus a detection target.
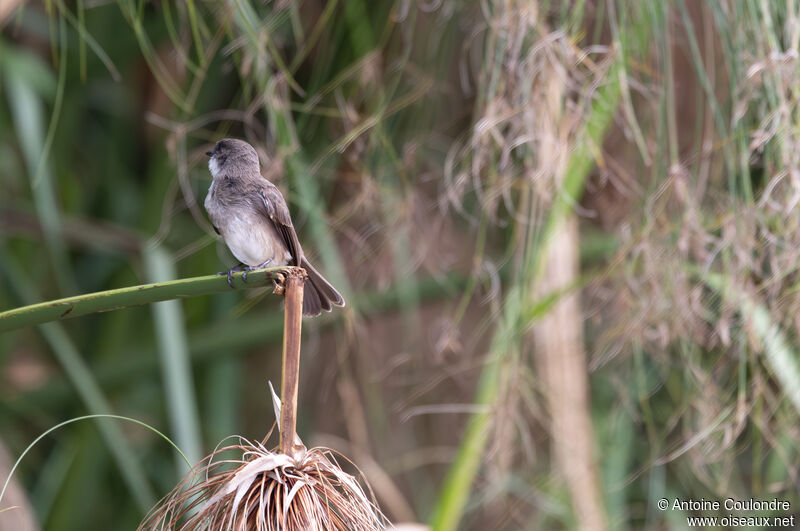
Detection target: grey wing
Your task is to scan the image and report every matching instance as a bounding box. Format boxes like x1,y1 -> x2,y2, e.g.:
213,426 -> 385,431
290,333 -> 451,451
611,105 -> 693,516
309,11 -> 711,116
254,182 -> 303,266
253,180 -> 343,316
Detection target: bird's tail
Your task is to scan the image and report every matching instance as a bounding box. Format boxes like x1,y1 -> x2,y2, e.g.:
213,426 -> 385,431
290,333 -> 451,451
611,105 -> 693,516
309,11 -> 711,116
300,257 -> 345,317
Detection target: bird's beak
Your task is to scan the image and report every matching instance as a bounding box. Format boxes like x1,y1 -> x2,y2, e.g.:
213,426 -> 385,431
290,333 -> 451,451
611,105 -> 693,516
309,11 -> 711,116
205,151 -> 214,157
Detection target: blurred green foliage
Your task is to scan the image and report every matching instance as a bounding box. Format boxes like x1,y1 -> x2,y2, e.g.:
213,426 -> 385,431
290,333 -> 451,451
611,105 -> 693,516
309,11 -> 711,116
3,1 -> 800,530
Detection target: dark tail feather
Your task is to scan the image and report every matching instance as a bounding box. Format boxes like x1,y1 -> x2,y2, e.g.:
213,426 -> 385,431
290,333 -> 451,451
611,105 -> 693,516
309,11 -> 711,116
300,257 -> 345,317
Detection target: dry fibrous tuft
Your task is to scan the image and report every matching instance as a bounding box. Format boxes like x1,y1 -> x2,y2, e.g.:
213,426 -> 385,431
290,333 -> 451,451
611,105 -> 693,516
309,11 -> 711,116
139,439 -> 386,531
581,3 -> 800,491
439,0 -> 615,490
596,3 -> 800,358
443,2 -> 612,224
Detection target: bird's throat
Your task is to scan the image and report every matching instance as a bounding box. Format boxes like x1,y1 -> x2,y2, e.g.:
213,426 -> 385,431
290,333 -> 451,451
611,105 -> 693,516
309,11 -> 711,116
208,157 -> 221,178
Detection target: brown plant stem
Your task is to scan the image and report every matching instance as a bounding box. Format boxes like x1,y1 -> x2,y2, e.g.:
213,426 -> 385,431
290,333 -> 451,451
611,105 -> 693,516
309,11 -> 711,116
280,269 -> 305,455
533,216 -> 606,530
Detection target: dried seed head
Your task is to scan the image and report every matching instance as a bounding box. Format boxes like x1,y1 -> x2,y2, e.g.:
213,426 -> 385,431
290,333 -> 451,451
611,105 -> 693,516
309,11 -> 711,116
139,439 -> 387,531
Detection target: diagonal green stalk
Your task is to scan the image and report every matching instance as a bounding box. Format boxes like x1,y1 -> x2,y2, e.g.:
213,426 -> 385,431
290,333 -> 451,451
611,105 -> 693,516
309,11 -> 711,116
0,266 -> 286,333
429,21 -> 636,530
701,273 -> 800,416
8,271 -> 473,412
429,287 -> 523,531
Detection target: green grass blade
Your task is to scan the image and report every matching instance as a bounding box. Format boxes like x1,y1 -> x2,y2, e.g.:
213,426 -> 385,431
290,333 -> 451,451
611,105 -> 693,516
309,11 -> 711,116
184,0 -> 205,64
35,15 -> 68,190
204,293 -> 243,444
53,0 -> 121,81
5,50 -> 76,296
143,243 -> 203,469
0,413 -> 191,509
0,255 -> 156,512
29,444 -> 76,525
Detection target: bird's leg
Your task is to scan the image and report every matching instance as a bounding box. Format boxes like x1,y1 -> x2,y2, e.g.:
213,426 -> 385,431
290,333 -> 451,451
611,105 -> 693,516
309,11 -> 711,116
242,259 -> 273,283
218,263 -> 246,288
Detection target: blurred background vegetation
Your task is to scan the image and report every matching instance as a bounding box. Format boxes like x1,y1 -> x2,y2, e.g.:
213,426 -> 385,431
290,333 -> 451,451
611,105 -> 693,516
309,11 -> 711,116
2,0 -> 800,529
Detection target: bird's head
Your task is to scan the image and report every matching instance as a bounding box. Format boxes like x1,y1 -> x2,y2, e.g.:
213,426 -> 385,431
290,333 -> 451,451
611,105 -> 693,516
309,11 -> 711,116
206,138 -> 260,178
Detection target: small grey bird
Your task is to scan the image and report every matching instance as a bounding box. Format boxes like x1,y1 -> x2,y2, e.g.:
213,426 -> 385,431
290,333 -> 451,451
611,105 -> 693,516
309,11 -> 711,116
204,138 -> 344,316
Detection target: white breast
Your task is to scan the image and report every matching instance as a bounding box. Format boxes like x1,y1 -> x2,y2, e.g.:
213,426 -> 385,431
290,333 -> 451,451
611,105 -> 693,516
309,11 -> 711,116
219,210 -> 292,267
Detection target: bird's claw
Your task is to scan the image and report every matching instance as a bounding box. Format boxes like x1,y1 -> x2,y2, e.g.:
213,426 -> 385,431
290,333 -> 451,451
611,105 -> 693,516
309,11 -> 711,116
215,261 -> 273,287
217,264 -> 246,288
241,259 -> 273,283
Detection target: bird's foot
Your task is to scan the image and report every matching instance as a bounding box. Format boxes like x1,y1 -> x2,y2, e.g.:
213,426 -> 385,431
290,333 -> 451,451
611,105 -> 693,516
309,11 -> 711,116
241,259 -> 273,283
218,263 -> 246,288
